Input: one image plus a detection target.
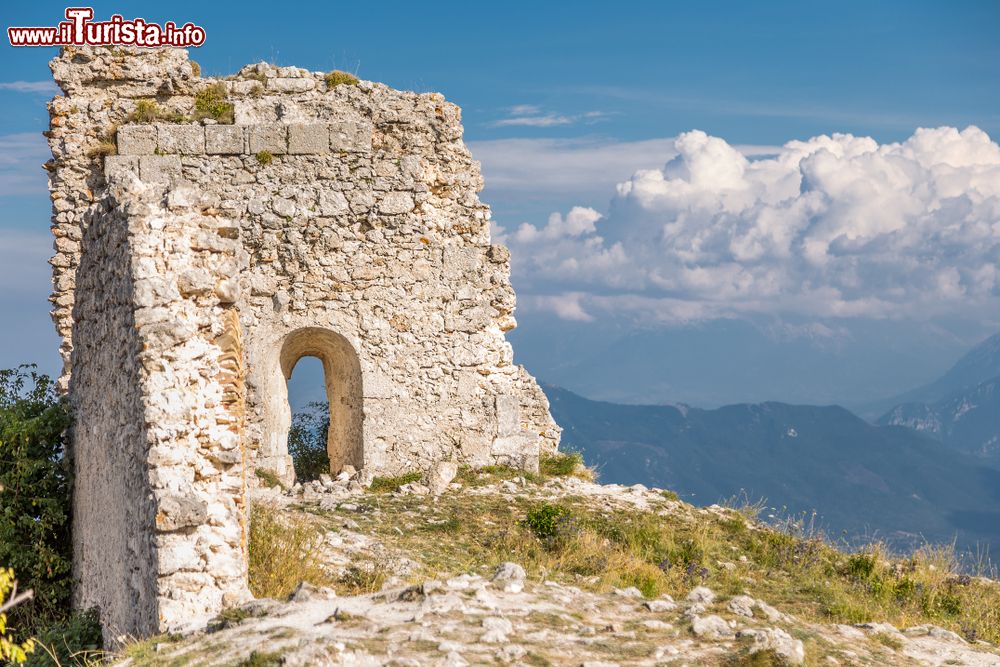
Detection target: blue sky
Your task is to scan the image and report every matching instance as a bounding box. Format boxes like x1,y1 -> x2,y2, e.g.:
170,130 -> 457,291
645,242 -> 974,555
2,1 -> 1000,407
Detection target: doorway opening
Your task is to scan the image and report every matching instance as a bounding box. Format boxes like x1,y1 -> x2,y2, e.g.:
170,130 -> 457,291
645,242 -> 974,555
278,328 -> 364,481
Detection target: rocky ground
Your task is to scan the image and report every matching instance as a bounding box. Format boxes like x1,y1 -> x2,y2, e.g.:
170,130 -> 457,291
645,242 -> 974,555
115,469 -> 1000,666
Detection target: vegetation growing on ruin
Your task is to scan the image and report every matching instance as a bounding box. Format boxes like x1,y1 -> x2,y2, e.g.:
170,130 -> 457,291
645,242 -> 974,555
324,70 -> 359,89
193,82 -> 235,124
255,150 -> 273,166
126,99 -> 189,124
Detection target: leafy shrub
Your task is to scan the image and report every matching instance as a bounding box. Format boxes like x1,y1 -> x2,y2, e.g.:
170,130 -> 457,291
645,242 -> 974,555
522,503 -> 570,540
0,367 -> 73,631
194,82 -> 234,124
25,609 -> 102,667
324,70 -> 359,88
0,568 -> 35,664
287,402 -> 330,482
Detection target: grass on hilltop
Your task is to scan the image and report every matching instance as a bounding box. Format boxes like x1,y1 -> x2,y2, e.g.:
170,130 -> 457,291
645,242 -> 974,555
247,461 -> 1000,647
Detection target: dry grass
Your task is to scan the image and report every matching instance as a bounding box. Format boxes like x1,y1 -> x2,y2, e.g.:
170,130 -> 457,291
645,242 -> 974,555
86,142 -> 117,158
247,504 -> 336,600
539,451 -> 595,481
324,70 -> 359,89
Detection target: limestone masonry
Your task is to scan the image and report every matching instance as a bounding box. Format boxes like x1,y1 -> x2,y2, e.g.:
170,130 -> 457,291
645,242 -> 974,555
45,46 -> 560,640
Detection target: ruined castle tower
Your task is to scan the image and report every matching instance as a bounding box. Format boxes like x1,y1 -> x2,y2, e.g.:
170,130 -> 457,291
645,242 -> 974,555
45,47 -> 559,639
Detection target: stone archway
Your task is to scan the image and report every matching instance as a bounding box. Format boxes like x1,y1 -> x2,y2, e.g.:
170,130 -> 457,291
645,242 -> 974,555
277,327 -> 364,478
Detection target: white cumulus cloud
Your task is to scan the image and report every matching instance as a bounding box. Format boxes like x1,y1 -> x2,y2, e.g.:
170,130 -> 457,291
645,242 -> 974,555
503,126 -> 1000,323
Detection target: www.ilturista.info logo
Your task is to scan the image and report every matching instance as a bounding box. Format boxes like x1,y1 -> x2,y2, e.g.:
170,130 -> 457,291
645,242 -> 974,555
8,7 -> 206,47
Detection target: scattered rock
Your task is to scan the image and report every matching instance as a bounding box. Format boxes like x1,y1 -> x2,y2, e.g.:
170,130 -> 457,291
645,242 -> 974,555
645,597 -> 679,613
687,586 -> 717,604
481,616 -> 514,643
690,614 -> 734,639
728,594 -> 756,618
492,562 -> 526,593
425,461 -> 459,496
613,586 -> 644,598
739,627 -> 806,665
288,580 -> 336,602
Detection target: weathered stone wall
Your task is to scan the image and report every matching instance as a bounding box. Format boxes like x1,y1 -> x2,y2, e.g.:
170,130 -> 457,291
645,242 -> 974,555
69,188 -> 160,638
47,46 -> 560,638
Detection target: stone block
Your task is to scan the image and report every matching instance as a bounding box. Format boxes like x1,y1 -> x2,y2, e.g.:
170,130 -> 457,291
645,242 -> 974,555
329,119 -> 372,152
156,125 -> 205,154
117,125 -> 156,155
443,246 -> 481,279
139,155 -> 182,184
248,125 -> 287,154
495,394 -> 521,437
266,78 -> 315,93
288,123 -> 330,154
104,155 -> 139,178
205,125 -> 244,154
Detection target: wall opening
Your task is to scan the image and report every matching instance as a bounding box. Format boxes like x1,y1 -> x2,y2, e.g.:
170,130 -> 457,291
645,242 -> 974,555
278,328 -> 364,479
285,356 -> 330,481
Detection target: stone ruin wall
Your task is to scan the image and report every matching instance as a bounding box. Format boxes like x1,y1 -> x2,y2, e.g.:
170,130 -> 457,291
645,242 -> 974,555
46,47 -> 560,640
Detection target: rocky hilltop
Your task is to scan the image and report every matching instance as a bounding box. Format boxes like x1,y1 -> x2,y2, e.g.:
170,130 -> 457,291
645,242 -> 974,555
110,463 -> 1000,666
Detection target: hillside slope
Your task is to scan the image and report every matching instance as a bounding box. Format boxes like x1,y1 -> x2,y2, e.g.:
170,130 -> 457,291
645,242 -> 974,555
545,386 -> 1000,553
109,468 -> 1000,666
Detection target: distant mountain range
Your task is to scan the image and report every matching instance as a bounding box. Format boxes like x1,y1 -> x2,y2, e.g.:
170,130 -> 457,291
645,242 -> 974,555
877,333 -> 1000,466
545,385 -> 1000,554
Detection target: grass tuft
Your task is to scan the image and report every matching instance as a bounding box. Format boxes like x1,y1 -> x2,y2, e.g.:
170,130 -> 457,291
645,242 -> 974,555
369,471 -> 422,493
248,504 -> 335,600
237,650 -> 283,667
255,150 -> 274,166
325,70 -> 359,88
539,450 -> 594,481
254,468 -> 283,488
194,82 -> 235,124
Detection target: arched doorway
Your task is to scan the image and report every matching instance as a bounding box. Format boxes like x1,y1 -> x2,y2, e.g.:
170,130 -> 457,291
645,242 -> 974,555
278,328 -> 364,477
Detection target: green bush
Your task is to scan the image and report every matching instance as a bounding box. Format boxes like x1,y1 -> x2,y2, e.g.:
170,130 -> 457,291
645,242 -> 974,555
255,150 -> 273,166
0,367 -> 73,632
25,609 -> 102,667
194,82 -> 234,124
287,402 -> 330,482
523,503 -> 570,540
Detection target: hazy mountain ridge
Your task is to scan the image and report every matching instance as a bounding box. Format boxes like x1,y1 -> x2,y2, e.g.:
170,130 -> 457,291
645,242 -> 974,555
877,333 -> 1000,465
879,378 -> 1000,462
867,332 -> 1000,416
545,385 -> 1000,554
